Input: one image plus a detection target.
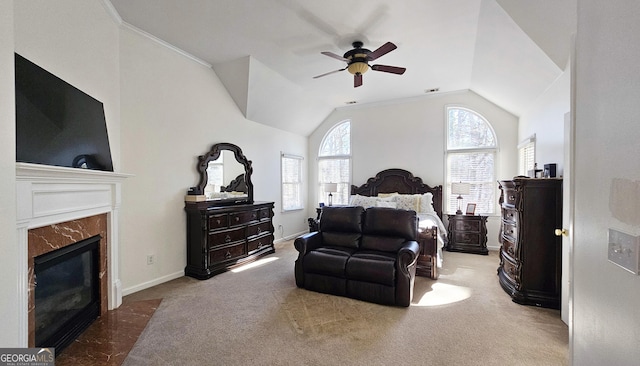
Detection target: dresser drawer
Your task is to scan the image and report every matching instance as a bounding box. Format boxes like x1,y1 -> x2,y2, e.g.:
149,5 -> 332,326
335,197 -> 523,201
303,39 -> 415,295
501,221 -> 518,242
501,207 -> 518,225
501,255 -> 519,285
229,210 -> 260,226
501,234 -> 517,260
259,207 -> 272,221
209,227 -> 246,246
208,214 -> 229,230
502,187 -> 519,207
453,218 -> 482,233
248,234 -> 272,253
209,242 -> 246,263
247,221 -> 271,238
452,232 -> 482,245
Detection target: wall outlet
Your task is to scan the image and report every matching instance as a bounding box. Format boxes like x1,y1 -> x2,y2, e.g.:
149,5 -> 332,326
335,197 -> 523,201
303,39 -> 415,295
146,254 -> 155,265
608,229 -> 640,274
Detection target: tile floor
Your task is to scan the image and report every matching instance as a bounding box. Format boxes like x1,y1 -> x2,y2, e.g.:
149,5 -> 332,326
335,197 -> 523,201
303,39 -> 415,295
54,298 -> 161,366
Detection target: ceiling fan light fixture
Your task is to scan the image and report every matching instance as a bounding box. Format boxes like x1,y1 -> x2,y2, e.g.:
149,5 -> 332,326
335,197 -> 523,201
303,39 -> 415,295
348,61 -> 369,75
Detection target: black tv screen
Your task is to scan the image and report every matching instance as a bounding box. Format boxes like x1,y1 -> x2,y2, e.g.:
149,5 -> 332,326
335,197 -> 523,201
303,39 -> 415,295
15,53 -> 113,172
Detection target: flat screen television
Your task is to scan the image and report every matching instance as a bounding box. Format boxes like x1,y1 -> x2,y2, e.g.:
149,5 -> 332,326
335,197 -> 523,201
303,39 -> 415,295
15,53 -> 113,172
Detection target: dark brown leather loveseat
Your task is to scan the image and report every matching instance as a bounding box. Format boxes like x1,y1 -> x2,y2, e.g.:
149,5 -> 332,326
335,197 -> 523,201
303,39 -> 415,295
294,206 -> 420,307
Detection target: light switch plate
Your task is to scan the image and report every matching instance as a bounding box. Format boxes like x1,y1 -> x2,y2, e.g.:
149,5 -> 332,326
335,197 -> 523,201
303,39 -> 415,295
608,229 -> 640,275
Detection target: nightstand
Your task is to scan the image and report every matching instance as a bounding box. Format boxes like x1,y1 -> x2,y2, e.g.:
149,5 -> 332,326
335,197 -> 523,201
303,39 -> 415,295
446,214 -> 488,255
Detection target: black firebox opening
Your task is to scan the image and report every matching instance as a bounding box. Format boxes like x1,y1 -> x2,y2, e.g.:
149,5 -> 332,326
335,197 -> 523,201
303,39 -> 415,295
34,234 -> 101,354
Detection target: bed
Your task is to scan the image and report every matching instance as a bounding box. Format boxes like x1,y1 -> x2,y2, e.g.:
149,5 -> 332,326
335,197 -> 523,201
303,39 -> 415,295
349,168 -> 446,279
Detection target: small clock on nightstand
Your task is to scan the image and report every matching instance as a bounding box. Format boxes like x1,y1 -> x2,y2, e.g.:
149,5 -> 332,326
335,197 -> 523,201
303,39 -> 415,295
446,214 -> 488,255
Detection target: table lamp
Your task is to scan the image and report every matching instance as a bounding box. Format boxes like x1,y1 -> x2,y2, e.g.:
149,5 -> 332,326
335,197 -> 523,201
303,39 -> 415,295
451,182 -> 470,215
324,183 -> 338,206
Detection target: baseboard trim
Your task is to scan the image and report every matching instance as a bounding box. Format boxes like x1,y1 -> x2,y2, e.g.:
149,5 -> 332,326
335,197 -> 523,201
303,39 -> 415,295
122,270 -> 184,297
275,230 -> 307,243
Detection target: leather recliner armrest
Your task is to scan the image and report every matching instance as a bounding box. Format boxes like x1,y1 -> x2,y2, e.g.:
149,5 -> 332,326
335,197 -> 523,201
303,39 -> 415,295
294,231 -> 322,254
397,240 -> 420,268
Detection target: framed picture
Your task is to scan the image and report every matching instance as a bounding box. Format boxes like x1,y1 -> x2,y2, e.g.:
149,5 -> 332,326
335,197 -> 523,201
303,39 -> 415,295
465,203 -> 476,215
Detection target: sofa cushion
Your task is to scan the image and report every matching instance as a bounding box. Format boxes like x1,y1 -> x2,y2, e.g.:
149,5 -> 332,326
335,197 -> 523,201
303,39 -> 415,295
360,235 -> 408,253
363,207 -> 417,240
319,206 -> 364,233
321,232 -> 361,249
346,250 -> 397,286
304,247 -> 354,277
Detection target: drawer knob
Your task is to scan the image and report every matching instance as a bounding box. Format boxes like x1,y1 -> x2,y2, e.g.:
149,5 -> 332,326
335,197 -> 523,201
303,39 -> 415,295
235,217 -> 240,222
257,241 -> 262,249
508,247 -> 514,255
217,219 -> 221,225
257,227 -> 262,234
225,235 -> 231,242
225,251 -> 231,259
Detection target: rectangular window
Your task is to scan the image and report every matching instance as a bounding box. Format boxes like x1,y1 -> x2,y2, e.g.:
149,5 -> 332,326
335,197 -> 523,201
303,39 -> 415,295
446,151 -> 496,215
318,157 -> 350,205
281,153 -> 303,211
518,135 -> 536,176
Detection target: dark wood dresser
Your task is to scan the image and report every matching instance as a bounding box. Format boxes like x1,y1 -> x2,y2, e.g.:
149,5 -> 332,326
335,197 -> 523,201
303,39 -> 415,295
497,178 -> 562,309
185,201 -> 274,279
446,214 -> 488,255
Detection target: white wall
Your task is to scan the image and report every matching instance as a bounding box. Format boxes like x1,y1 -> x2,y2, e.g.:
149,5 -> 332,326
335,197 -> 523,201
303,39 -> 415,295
519,69 -> 570,175
13,0 -> 121,170
573,1 -> 640,364
118,27 -> 308,294
6,0 -> 308,310
308,90 -> 519,250
0,0 -> 18,347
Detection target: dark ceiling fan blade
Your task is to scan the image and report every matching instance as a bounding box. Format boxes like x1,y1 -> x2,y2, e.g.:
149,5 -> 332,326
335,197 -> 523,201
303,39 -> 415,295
371,64 -> 406,75
354,73 -> 363,87
321,51 -> 348,62
313,68 -> 346,79
367,42 -> 397,61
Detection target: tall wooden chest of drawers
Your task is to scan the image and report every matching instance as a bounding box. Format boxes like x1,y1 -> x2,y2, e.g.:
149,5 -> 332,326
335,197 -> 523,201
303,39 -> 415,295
497,178 -> 562,309
185,201 -> 274,279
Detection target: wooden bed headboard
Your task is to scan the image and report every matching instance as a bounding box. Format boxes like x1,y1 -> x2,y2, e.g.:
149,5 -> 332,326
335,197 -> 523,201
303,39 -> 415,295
350,168 -> 443,219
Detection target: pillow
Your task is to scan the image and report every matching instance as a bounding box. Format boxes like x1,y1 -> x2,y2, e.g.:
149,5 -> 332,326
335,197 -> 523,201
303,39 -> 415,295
375,200 -> 398,208
392,194 -> 421,211
419,192 -> 436,213
377,192 -> 399,198
349,194 -> 379,208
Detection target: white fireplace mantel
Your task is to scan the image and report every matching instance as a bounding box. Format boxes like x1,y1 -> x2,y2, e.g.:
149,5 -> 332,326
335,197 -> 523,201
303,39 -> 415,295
16,162 -> 132,347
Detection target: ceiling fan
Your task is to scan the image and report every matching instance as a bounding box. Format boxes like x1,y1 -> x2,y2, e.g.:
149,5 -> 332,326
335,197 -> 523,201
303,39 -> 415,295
313,41 -> 406,87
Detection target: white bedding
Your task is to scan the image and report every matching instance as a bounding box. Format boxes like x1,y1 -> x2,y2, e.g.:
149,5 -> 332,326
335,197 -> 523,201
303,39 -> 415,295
418,212 -> 447,268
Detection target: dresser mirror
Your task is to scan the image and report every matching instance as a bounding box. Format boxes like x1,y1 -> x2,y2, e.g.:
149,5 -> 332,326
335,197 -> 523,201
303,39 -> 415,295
191,142 -> 253,204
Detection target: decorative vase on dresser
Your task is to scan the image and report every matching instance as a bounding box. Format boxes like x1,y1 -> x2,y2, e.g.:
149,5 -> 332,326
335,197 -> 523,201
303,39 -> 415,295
497,178 -> 563,309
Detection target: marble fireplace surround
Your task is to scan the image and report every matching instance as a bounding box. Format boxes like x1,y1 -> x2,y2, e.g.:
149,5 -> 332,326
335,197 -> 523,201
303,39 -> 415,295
16,163 -> 131,347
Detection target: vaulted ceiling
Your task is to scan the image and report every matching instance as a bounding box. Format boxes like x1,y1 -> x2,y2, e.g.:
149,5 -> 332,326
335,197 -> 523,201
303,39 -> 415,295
107,0 -> 576,136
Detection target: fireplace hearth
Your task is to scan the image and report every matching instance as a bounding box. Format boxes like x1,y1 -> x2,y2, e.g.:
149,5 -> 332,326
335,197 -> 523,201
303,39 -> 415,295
16,162 -> 130,347
34,235 -> 101,352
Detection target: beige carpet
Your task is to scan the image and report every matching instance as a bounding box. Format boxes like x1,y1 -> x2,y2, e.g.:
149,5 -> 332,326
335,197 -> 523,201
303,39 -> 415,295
122,241 -> 568,366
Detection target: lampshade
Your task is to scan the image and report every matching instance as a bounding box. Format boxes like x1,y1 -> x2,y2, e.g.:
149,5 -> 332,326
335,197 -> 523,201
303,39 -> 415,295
451,182 -> 470,195
347,61 -> 369,75
324,183 -> 338,192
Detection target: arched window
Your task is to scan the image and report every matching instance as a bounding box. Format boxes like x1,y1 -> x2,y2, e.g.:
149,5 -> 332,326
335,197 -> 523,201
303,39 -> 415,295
446,107 -> 497,214
318,120 -> 351,205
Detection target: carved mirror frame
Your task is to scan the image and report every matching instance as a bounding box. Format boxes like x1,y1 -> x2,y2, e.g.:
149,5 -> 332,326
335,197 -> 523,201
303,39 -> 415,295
193,142 -> 254,204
